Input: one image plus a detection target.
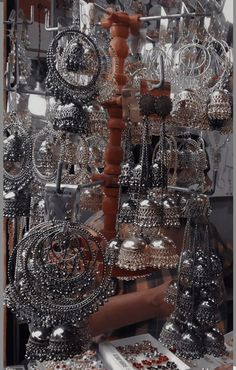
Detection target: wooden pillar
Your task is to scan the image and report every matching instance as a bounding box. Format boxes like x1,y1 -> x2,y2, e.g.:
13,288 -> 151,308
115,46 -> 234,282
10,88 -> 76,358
93,11 -> 140,240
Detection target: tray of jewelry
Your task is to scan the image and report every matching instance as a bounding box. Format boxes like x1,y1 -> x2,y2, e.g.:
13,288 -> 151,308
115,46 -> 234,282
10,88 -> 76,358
99,334 -> 190,370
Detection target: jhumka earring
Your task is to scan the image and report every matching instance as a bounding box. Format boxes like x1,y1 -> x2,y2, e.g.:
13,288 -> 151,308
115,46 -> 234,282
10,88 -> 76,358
46,18 -> 102,105
119,121 -> 135,189
4,112 -> 33,218
53,103 -> 89,135
148,232 -> 179,269
5,221 -> 116,361
208,89 -> 232,121
117,115 -> 151,272
159,194 -> 226,360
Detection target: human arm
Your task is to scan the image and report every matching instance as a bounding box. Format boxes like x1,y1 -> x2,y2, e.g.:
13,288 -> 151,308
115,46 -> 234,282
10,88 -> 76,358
89,279 -> 173,337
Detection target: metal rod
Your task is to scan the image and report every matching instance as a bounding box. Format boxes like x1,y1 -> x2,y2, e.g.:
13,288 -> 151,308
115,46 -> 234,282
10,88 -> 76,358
168,169 -> 218,196
146,35 -> 155,44
56,162 -> 63,193
6,86 -> 52,96
182,2 -> 190,14
140,12 -> 209,22
79,180 -> 104,189
168,185 -> 195,193
26,47 -> 47,54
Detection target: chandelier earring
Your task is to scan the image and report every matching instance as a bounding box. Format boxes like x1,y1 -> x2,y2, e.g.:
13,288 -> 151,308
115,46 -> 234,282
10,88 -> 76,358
46,3 -> 102,105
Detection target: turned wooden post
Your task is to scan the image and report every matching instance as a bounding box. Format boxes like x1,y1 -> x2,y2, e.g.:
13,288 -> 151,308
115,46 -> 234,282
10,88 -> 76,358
93,11 -> 140,240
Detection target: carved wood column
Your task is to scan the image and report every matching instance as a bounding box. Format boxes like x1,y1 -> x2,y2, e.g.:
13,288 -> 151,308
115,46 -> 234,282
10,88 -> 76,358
93,11 -> 140,241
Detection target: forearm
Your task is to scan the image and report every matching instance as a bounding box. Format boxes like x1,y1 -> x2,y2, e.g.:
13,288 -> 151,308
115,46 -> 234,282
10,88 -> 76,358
89,281 -> 173,337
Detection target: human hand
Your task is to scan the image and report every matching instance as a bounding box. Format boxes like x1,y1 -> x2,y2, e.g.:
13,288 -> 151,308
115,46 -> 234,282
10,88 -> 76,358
215,364 -> 233,370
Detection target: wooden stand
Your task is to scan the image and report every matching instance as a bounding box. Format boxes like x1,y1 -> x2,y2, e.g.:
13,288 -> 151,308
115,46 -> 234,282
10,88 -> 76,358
92,10 -> 172,279
92,11 -> 140,241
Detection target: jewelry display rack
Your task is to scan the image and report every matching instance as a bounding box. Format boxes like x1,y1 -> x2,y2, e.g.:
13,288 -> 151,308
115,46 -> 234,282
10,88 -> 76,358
3,1 -> 228,366
4,0 -> 218,267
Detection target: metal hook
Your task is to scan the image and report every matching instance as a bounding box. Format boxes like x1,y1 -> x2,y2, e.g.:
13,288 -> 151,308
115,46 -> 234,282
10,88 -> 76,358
5,6 -> 35,25
150,54 -> 164,90
146,35 -> 156,45
45,9 -> 59,32
4,9 -> 16,24
25,5 -> 35,25
18,6 -> 35,25
204,169 -> 217,196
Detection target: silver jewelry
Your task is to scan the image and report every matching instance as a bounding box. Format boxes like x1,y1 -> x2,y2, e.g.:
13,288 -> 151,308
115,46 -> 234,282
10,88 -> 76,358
46,28 -> 101,105
5,221 -> 115,329
4,112 -> 33,193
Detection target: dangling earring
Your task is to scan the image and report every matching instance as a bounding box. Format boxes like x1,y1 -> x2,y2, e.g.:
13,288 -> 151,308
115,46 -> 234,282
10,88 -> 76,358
148,230 -> 179,269
208,89 -> 232,121
117,116 -> 151,272
25,326 -> 52,362
119,114 -> 135,189
47,324 -> 90,361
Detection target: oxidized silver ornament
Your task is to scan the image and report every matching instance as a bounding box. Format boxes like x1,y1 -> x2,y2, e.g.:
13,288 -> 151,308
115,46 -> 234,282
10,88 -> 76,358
116,236 -> 149,271
47,324 -> 89,362
107,239 -> 122,261
4,188 -> 31,218
171,89 -> 204,122
119,162 -> 134,188
46,28 -> 101,105
199,279 -> 224,305
118,199 -> 136,224
135,199 -> 162,228
208,90 -> 232,121
4,114 -> 33,193
179,256 -> 194,288
148,235 -> 179,269
4,131 -> 24,162
54,103 -> 89,135
177,289 -> 193,320
26,326 -> 52,362
196,299 -> 217,325
193,262 -> 211,288
159,316 -> 182,349
210,253 -> 223,279
32,125 -> 60,186
176,327 -> 204,360
5,222 -> 115,328
204,328 -> 226,357
130,164 -> 151,192
164,280 -> 178,306
151,160 -> 168,188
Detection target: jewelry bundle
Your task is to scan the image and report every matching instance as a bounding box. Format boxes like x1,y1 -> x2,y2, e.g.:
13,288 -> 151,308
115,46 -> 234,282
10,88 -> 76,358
117,99 -> 179,274
170,37 -> 232,132
4,112 -> 33,218
46,28 -> 101,105
60,136 -> 103,213
5,221 -> 116,361
160,195 -> 226,360
7,16 -> 31,86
